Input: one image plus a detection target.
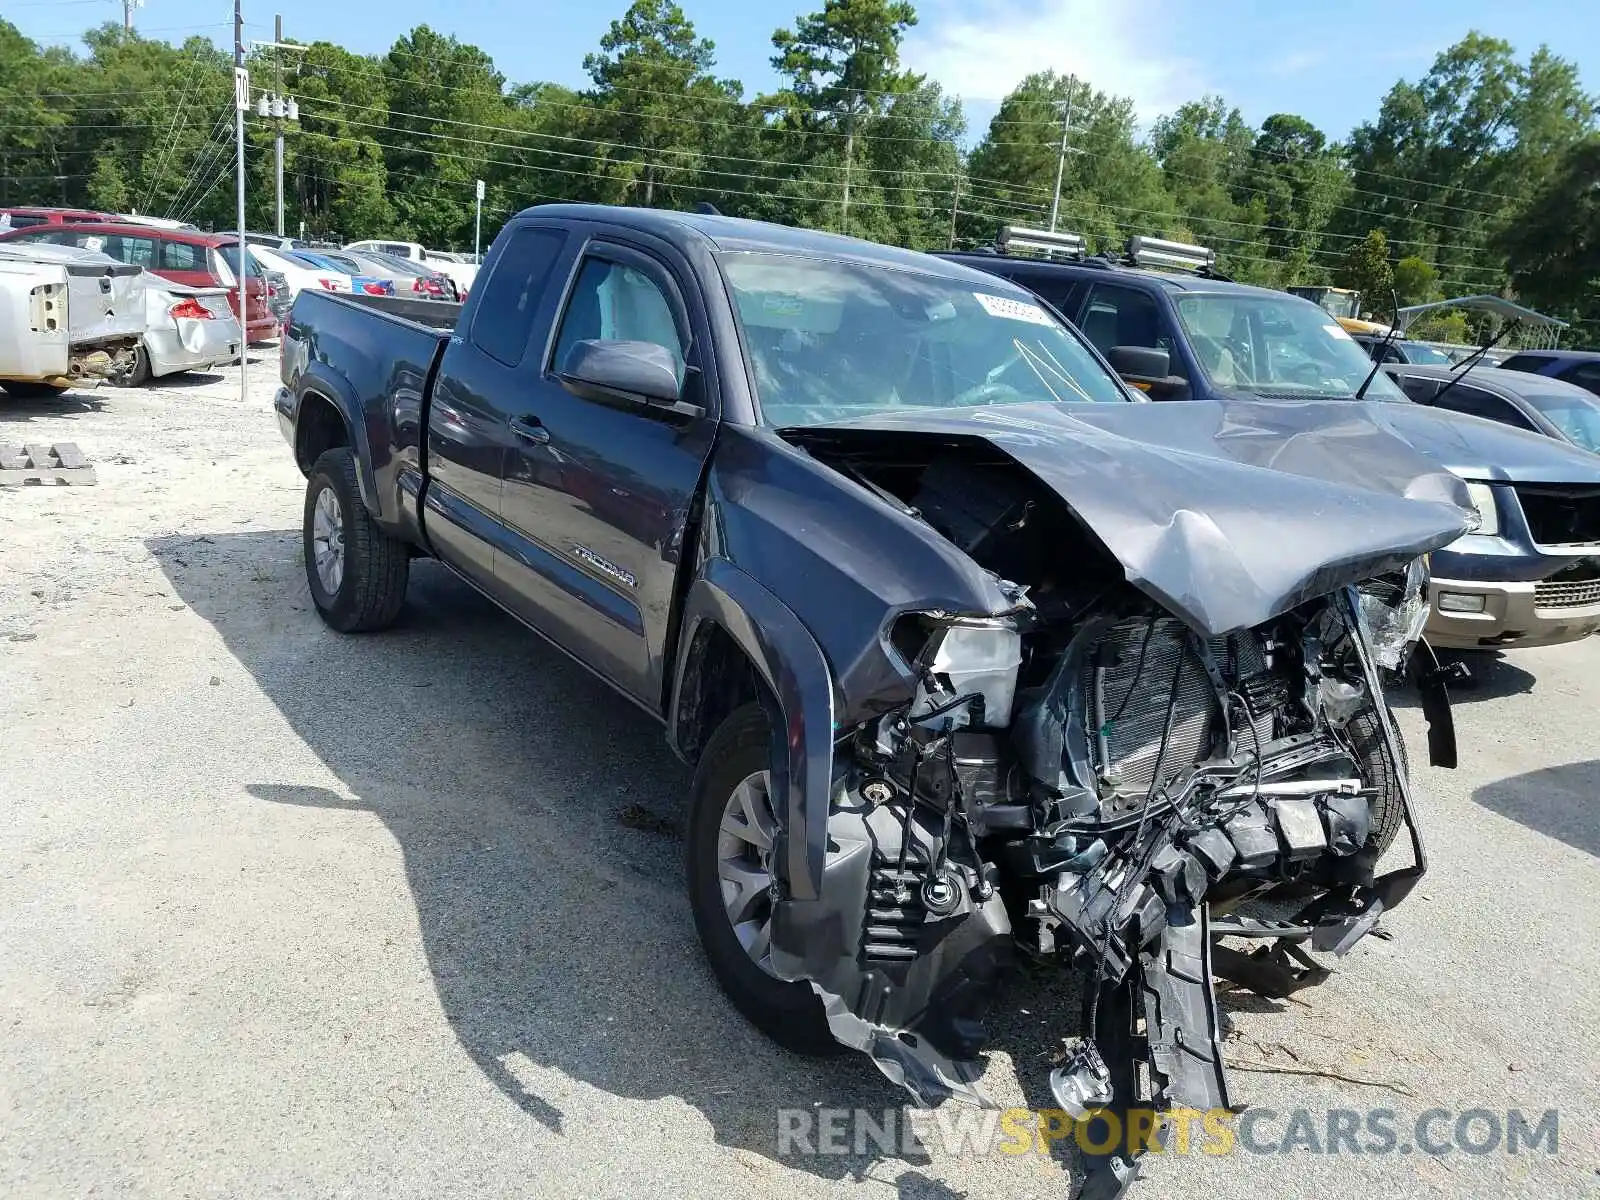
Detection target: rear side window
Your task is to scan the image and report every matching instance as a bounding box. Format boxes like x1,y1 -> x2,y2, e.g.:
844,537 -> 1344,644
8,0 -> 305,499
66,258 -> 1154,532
468,228 -> 566,367
2,214 -> 46,228
1432,384 -> 1536,430
1498,354 -> 1547,374
1557,362 -> 1600,397
160,241 -> 205,272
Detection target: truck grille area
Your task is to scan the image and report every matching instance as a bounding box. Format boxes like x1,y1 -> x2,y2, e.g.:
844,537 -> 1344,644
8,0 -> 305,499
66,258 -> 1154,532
1534,578 -> 1600,609
1516,488 -> 1600,546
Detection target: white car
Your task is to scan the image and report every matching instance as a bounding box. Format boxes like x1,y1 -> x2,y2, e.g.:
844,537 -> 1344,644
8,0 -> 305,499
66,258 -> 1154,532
0,243 -> 145,395
344,239 -> 477,294
0,240 -> 241,387
249,244 -> 352,298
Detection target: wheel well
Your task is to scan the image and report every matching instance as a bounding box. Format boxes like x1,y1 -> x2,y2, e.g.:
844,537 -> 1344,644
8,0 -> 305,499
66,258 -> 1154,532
674,621 -> 772,766
294,390 -> 350,475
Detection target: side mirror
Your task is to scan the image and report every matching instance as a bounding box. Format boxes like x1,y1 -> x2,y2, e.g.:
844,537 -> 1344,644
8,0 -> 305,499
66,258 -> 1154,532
557,339 -> 688,410
1105,345 -> 1169,379
1105,344 -> 1185,399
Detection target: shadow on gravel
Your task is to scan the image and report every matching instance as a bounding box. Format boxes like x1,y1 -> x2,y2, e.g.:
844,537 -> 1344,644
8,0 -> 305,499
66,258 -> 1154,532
0,392 -> 108,422
1473,761 -> 1600,858
149,528 -> 1091,1193
1387,649 -> 1537,712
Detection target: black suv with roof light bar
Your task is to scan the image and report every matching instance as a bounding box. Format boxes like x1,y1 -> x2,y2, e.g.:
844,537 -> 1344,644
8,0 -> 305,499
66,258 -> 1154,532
943,228 -> 1600,652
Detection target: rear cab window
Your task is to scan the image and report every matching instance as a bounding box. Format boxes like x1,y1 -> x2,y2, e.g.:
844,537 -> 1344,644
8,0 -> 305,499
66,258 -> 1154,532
467,227 -> 567,366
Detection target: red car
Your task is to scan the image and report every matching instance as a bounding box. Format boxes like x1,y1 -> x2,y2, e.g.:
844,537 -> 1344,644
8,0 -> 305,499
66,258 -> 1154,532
0,221 -> 277,343
0,206 -> 119,229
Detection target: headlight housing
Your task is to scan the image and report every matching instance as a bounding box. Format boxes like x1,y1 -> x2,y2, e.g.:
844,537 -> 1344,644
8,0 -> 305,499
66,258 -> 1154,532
1463,481 -> 1500,536
905,618 -> 1023,730
1358,556 -> 1430,671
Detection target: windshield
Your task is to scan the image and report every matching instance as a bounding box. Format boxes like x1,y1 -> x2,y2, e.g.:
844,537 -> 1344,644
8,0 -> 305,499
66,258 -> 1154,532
1402,341 -> 1453,365
719,252 -> 1129,426
212,244 -> 261,283
1315,292 -> 1359,320
1521,392 -> 1600,453
1175,292 -> 1407,402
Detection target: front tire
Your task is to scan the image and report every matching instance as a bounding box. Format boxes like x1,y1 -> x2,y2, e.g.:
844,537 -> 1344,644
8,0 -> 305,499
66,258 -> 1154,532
303,447 -> 410,632
687,703 -> 841,1056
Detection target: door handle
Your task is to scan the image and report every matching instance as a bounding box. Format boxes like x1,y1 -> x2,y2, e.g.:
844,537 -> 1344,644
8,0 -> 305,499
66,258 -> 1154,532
509,417 -> 550,445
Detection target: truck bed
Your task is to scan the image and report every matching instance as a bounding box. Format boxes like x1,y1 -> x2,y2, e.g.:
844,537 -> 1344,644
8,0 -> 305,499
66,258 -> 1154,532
321,291 -> 462,331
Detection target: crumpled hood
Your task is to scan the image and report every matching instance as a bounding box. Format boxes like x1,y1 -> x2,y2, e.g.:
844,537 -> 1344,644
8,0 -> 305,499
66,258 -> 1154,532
785,398 -> 1476,636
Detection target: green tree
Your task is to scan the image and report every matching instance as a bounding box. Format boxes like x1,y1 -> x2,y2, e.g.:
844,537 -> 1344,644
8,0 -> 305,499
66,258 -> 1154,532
582,0 -> 742,208
1496,138 -> 1600,320
769,0 -> 921,238
1337,229 -> 1395,301
1240,114 -> 1345,285
1392,255 -> 1440,306
966,71 -> 1172,253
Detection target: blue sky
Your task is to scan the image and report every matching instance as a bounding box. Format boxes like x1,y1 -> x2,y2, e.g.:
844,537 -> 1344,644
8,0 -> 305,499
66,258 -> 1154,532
11,0 -> 1600,139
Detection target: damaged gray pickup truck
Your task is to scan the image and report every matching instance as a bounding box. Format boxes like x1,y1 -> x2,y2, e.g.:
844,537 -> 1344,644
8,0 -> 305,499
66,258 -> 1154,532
276,205 -> 1474,1196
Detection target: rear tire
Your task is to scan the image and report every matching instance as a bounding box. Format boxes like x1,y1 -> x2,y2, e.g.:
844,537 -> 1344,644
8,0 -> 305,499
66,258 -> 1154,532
112,345 -> 151,388
687,703 -> 841,1056
303,447 -> 410,632
1,381 -> 67,399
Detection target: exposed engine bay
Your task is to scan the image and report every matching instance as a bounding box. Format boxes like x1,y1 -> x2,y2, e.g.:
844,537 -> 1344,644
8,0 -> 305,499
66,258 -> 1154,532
768,439 -> 1454,1197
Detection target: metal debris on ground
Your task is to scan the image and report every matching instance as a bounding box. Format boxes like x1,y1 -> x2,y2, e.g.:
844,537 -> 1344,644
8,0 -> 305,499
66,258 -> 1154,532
0,443 -> 96,486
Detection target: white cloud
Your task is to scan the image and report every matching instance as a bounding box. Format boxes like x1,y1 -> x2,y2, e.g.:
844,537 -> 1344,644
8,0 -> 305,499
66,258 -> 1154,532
902,0 -> 1209,122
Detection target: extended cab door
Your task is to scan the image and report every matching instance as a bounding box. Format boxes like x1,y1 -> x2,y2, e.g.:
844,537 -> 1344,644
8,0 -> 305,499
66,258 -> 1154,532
494,234 -> 718,707
424,225 -> 571,590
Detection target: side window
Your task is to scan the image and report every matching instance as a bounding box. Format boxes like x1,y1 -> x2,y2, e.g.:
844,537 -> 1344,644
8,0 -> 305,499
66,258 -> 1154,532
1498,354 -> 1542,374
1395,374 -> 1439,404
1557,362 -> 1600,397
119,236 -> 158,268
467,227 -> 566,367
1433,384 -> 1536,430
2,214 -> 46,228
160,241 -> 204,272
551,255 -> 686,382
1080,285 -> 1183,378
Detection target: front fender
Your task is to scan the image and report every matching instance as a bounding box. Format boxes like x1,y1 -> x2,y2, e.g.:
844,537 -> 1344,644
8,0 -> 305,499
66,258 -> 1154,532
670,559 -> 836,901
296,364 -> 381,518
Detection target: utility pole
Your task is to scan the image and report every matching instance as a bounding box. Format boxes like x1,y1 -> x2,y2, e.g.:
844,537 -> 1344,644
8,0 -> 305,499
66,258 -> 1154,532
233,0 -> 248,406
947,175 -> 960,250
474,179 -> 484,265
1048,81 -> 1075,233
274,13 -> 284,236
123,0 -> 138,34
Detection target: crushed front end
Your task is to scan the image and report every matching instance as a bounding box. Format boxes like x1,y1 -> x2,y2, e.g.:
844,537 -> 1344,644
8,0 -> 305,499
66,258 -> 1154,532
765,416 -> 1469,1197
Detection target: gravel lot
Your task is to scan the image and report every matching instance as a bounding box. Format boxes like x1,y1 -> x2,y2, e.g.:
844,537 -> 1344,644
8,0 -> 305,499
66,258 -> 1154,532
2,361 -> 1596,1199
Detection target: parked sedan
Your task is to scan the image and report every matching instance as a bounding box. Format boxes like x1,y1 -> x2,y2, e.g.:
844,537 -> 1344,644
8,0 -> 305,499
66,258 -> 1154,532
342,247 -> 458,300
1499,349 -> 1600,399
285,249 -> 394,297
1384,363 -> 1600,456
127,277 -> 242,386
246,243 -> 350,297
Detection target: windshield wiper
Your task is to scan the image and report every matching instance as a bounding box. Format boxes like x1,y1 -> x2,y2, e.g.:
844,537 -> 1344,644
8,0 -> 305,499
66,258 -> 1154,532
1428,318 -> 1523,407
1353,289 -> 1402,400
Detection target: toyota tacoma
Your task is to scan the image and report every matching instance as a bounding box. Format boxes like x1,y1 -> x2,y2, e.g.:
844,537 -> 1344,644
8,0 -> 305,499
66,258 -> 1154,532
276,204 -> 1473,1196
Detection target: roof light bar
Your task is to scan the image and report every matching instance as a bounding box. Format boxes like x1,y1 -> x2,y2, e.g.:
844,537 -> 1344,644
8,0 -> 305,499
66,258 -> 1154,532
1126,236 -> 1215,272
998,225 -> 1086,259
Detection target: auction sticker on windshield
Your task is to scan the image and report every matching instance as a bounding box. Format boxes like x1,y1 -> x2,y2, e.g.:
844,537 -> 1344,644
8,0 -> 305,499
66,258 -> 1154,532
974,293 -> 1055,327
1322,323 -> 1354,340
